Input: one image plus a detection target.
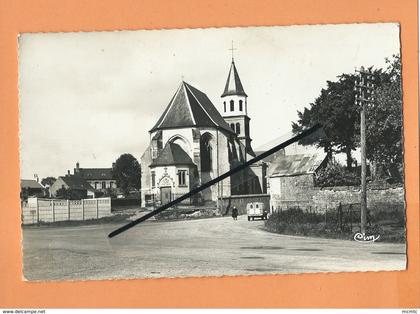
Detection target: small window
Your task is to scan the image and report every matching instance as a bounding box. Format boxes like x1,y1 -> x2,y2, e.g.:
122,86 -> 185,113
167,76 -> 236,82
239,100 -> 243,111
109,182 -> 113,188
250,204 -> 253,209
223,101 -> 226,112
178,170 -> 187,186
102,181 -> 106,189
236,122 -> 241,135
95,182 -> 99,189
230,123 -> 235,131
230,100 -> 234,111
151,171 -> 156,188
256,204 -> 259,209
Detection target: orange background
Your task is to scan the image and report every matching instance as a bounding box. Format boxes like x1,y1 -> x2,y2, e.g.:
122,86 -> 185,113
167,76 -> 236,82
0,0 -> 419,308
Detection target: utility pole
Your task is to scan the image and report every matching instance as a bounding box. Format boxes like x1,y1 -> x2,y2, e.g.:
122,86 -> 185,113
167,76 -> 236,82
354,66 -> 375,234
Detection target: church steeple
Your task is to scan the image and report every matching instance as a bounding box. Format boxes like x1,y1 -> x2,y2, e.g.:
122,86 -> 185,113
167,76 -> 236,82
220,56 -> 254,158
221,60 -> 248,98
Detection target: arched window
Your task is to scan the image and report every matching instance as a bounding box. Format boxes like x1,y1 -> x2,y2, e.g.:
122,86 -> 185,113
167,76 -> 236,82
223,101 -> 226,112
230,100 -> 234,111
200,133 -> 213,172
239,100 -> 243,111
169,135 -> 190,154
230,123 -> 235,131
236,123 -> 241,135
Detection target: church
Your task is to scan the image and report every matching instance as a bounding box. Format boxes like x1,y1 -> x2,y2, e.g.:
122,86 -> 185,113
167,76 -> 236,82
140,57 -> 266,208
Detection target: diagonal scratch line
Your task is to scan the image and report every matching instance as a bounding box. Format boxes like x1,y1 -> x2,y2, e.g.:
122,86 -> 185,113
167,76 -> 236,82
108,124 -> 322,238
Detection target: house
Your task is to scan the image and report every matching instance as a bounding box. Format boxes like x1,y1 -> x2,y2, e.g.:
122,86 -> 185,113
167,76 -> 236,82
268,152 -> 327,211
73,162 -> 117,192
20,179 -> 45,199
49,175 -> 96,199
140,57 -> 265,207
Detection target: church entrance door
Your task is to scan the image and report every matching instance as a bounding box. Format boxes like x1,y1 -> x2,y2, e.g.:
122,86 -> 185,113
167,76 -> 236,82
160,187 -> 172,204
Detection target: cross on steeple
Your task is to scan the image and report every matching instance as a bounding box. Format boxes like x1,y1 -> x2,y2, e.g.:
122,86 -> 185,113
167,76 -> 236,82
228,40 -> 237,61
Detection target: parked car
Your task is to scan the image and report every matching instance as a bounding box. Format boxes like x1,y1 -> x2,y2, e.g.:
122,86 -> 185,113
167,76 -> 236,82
246,202 -> 269,221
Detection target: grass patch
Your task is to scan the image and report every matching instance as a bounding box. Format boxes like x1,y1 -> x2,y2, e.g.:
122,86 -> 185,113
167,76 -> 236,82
264,207 -> 406,243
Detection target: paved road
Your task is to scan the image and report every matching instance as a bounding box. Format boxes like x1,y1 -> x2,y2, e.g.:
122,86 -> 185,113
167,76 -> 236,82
22,215 -> 406,281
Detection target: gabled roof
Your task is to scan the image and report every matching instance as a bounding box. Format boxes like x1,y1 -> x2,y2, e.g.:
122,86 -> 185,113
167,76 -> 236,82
21,179 -> 44,189
75,168 -> 113,180
221,60 -> 247,97
269,153 -> 327,177
60,176 -> 95,191
150,142 -> 195,167
150,81 -> 234,134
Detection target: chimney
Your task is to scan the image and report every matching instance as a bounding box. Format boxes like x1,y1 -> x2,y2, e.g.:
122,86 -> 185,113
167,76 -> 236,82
67,170 -> 70,176
76,161 -> 80,170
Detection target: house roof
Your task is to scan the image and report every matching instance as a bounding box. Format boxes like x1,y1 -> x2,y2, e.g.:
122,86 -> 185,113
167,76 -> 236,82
75,168 -> 113,180
60,176 -> 95,191
150,142 -> 195,167
21,179 -> 44,189
221,60 -> 247,97
150,81 -> 234,134
269,153 -> 327,177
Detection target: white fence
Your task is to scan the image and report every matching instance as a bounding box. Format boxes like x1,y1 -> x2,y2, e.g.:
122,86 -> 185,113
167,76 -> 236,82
22,197 -> 112,225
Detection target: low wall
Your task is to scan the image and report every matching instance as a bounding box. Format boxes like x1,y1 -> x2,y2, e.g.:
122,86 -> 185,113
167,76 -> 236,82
270,183 -> 405,213
218,194 -> 270,215
312,186 -> 405,212
22,197 -> 112,225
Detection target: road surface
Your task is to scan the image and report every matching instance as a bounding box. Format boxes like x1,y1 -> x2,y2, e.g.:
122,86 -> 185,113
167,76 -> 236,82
22,215 -> 406,281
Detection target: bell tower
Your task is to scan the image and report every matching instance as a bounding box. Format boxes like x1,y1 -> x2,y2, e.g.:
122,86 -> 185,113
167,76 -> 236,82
221,54 -> 254,158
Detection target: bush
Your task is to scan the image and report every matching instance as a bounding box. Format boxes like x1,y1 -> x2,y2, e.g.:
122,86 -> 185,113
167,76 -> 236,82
315,160 -> 360,187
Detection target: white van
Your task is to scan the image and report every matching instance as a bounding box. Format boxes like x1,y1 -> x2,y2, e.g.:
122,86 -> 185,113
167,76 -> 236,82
246,202 -> 269,221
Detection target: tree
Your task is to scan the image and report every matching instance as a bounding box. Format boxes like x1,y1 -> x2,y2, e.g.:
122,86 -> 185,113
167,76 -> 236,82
292,74 -> 360,169
112,154 -> 141,197
41,176 -> 56,187
365,55 -> 403,182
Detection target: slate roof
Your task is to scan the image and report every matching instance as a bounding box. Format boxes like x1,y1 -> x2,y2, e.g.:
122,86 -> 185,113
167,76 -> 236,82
75,168 -> 114,180
150,81 -> 234,134
150,142 -> 195,167
221,61 -> 247,97
60,176 -> 95,191
21,179 -> 44,189
270,154 -> 327,177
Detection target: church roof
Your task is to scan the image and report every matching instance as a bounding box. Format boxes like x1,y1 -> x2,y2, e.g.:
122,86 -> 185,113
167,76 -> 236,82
150,142 -> 195,167
221,60 -> 247,97
150,82 -> 234,134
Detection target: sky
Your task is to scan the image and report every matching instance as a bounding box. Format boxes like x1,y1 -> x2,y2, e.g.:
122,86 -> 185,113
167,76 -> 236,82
18,23 -> 400,180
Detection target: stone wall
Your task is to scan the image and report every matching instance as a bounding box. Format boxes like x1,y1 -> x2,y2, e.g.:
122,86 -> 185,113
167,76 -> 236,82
312,186 -> 405,212
269,174 -> 317,211
218,194 -> 270,215
269,174 -> 405,213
